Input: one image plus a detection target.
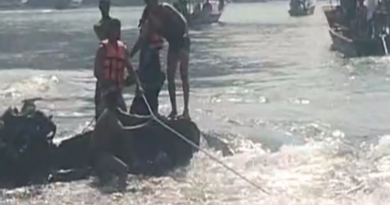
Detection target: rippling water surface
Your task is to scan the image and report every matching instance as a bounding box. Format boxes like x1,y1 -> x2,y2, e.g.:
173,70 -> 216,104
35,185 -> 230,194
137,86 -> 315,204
1,2 -> 390,204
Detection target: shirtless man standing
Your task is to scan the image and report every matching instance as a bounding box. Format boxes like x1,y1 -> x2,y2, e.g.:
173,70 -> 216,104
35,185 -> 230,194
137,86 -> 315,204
130,0 -> 191,119
93,0 -> 112,41
93,0 -> 113,120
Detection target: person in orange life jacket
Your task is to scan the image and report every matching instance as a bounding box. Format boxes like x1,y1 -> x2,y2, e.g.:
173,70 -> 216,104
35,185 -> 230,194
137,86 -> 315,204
129,21 -> 165,115
93,0 -> 112,120
130,0 -> 191,119
94,19 -> 143,119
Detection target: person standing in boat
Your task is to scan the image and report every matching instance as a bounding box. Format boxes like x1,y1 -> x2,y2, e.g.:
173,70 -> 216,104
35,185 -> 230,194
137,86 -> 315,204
94,0 -> 112,41
94,19 -> 143,119
218,0 -> 224,11
366,0 -> 378,38
202,0 -> 213,15
91,88 -> 152,190
130,0 -> 191,119
93,0 -> 112,120
129,20 -> 165,115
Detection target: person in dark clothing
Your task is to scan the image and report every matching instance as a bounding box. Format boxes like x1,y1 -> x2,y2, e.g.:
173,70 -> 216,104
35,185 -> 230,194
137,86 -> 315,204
130,0 -> 191,119
130,21 -> 165,115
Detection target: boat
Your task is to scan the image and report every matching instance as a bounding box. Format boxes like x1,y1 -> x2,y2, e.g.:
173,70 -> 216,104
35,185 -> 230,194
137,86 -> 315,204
0,99 -> 201,187
322,1 -> 390,57
232,0 -> 267,3
189,11 -> 222,25
288,0 -> 316,17
54,0 -> 81,10
24,0 -> 81,9
174,0 -> 225,26
0,0 -> 24,10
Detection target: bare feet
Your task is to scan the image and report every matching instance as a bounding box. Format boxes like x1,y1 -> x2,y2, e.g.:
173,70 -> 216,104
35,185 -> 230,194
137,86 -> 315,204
181,109 -> 191,120
168,110 -> 177,119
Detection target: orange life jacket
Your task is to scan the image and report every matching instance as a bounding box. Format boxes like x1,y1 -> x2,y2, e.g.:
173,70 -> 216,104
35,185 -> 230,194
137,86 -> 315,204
100,39 -> 127,88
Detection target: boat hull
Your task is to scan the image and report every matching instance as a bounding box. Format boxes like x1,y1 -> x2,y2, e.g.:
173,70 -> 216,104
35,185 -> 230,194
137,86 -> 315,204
323,5 -> 390,57
52,117 -> 201,177
189,12 -> 222,26
0,106 -> 201,187
329,28 -> 389,57
322,5 -> 337,27
289,5 -> 315,16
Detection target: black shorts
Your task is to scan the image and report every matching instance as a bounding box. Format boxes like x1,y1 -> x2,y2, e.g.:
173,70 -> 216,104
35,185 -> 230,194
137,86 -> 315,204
168,35 -> 191,54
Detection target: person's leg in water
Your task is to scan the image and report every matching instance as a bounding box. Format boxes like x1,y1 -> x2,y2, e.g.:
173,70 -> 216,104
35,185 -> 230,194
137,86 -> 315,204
167,48 -> 180,118
95,152 -> 128,190
92,91 -> 132,190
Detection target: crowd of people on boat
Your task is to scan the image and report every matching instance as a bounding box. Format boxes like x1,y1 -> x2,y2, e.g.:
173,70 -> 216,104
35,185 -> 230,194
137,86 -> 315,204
0,0 -> 221,190
336,0 -> 390,39
92,0 -> 191,189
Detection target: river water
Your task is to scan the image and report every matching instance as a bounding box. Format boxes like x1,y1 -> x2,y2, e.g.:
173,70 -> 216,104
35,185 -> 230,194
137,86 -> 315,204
1,1 -> 390,204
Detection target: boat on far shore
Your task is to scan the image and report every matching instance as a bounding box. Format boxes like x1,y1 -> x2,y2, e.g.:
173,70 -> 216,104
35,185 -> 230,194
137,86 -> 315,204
231,0 -> 266,3
0,0 -> 25,10
288,0 -> 315,17
54,0 -> 81,10
23,0 -> 81,9
322,2 -> 390,57
174,0 -> 226,26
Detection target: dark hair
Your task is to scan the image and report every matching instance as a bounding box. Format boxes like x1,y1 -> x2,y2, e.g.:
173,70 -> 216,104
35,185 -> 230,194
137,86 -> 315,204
109,18 -> 121,30
144,0 -> 158,5
99,0 -> 110,14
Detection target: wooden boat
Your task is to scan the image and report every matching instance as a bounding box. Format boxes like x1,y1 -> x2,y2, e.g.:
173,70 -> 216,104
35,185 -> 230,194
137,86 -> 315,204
189,12 -> 222,25
322,3 -> 390,57
289,5 -> 315,16
174,0 -> 225,26
289,0 -> 316,17
54,0 -> 81,10
230,0 -> 267,3
0,100 -> 200,187
0,0 -> 24,10
25,0 -> 80,9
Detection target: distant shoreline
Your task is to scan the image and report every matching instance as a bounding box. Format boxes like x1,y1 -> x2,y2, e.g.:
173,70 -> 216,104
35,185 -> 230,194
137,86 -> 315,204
0,2 -> 145,12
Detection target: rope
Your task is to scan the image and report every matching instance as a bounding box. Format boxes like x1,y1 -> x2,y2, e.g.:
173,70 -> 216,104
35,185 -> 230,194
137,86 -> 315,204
140,94 -> 271,195
81,116 -> 95,134
381,35 -> 389,55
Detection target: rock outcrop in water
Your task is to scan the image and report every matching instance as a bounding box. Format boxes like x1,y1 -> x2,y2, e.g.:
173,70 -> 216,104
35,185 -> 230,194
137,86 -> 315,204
0,101 -> 56,187
0,100 -> 200,187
